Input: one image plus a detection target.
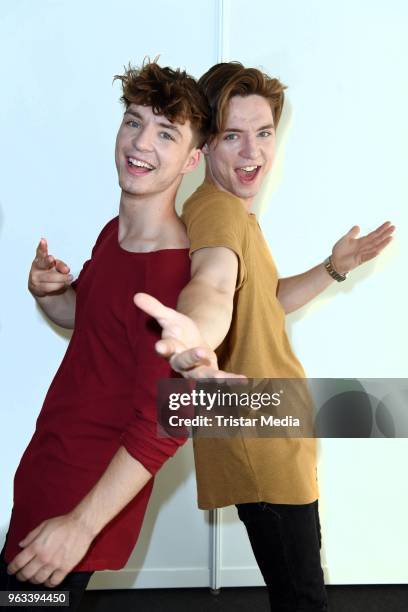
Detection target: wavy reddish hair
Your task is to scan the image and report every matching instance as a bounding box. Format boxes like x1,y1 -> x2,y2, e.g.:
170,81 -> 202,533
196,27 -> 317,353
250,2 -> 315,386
198,61 -> 286,139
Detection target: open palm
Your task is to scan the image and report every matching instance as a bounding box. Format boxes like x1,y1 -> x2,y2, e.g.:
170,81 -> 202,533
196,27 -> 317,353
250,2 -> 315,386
133,293 -> 245,379
331,221 -> 395,275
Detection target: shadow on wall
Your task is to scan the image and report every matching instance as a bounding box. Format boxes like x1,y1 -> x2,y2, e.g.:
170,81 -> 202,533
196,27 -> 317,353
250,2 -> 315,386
89,442 -> 195,589
0,443 -> 195,588
175,155 -> 206,216
36,305 -> 73,341
252,94 -> 293,218
252,95 -> 394,331
0,202 -> 3,336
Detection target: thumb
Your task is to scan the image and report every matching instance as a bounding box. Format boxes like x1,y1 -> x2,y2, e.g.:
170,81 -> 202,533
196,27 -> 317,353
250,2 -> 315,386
155,337 -> 186,357
348,225 -> 360,238
19,523 -> 43,548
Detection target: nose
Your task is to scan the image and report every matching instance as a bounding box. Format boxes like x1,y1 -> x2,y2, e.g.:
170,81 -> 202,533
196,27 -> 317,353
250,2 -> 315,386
132,124 -> 154,152
240,133 -> 259,161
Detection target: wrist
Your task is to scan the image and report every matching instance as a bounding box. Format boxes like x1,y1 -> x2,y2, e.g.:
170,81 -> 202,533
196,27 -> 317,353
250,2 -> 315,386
68,506 -> 99,540
330,253 -> 348,276
324,256 -> 347,282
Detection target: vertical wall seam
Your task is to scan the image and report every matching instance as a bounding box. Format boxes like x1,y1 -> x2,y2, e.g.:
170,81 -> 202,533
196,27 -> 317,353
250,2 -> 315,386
216,0 -> 225,62
210,0 -> 226,592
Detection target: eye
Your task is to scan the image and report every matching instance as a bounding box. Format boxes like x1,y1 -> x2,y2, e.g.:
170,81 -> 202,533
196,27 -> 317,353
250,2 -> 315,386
159,132 -> 175,141
224,133 -> 238,141
258,130 -> 273,138
126,119 -> 141,128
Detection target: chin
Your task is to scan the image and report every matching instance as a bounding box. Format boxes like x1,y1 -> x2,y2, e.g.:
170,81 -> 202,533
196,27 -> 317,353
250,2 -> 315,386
234,185 -> 258,199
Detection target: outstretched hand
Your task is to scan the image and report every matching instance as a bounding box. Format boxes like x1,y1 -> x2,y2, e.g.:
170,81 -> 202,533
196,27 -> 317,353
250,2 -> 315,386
28,238 -> 73,297
331,221 -> 395,275
133,293 -> 245,380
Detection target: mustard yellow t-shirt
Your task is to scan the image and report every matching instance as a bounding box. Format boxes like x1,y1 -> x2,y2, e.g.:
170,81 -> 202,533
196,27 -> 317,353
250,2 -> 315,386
181,179 -> 318,509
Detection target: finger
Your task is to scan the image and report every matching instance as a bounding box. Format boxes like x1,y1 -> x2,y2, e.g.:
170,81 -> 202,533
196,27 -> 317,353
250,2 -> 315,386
44,569 -> 66,588
364,228 -> 395,251
34,240 -> 54,269
361,234 -> 394,253
30,565 -> 55,585
363,221 -> 393,242
375,224 -> 395,241
134,293 -> 175,324
182,365 -> 246,380
34,252 -> 56,271
374,220 -> 392,233
36,272 -> 73,284
19,523 -> 44,548
7,548 -> 36,576
35,238 -> 48,260
359,236 -> 394,262
358,225 -> 393,251
206,368 -> 246,380
15,557 -> 43,582
170,347 -> 217,371
223,373 -> 249,386
156,337 -> 187,358
54,259 -> 70,274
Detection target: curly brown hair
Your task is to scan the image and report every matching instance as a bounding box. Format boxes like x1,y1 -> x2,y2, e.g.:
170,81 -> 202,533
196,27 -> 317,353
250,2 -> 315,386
113,60 -> 210,148
198,62 -> 287,139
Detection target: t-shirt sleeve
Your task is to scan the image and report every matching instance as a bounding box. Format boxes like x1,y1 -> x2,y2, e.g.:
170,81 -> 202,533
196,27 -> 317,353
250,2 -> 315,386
119,369 -> 188,476
71,217 -> 117,291
181,192 -> 248,290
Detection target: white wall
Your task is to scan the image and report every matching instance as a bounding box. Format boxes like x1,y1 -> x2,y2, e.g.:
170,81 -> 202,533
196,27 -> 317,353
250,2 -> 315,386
219,0 -> 408,585
1,0 -> 407,590
0,0 -> 219,589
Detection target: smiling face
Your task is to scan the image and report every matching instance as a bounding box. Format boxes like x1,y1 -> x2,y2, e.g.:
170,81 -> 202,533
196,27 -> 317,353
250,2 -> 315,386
115,103 -> 201,198
204,94 -> 276,205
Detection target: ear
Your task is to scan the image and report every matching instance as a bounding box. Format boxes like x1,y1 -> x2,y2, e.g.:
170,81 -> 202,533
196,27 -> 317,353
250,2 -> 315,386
181,148 -> 201,175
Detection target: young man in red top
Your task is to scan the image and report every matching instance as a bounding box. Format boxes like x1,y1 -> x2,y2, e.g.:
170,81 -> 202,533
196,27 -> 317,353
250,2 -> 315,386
0,61 -> 210,610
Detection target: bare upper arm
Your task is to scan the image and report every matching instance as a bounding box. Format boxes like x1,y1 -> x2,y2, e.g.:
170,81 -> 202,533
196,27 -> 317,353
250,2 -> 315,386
190,246 -> 239,298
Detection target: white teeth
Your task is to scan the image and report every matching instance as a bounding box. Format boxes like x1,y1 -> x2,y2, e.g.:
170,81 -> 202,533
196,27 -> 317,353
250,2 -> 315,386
128,157 -> 155,170
240,166 -> 258,172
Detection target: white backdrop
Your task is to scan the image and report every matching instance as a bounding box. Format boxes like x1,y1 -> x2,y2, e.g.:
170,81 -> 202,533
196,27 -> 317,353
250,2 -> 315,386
0,0 -> 219,589
1,0 -> 407,589
220,0 -> 408,585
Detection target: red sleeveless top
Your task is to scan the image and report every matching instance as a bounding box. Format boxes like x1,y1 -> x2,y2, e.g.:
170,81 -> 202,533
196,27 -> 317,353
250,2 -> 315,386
4,217 -> 190,570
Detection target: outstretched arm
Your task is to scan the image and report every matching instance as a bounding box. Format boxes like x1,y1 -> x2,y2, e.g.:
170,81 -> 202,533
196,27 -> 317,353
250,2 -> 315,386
133,245 -> 245,378
175,246 -> 238,349
277,221 -> 395,313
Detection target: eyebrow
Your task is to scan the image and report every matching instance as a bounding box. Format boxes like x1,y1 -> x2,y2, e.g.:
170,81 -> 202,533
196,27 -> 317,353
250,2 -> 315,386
124,108 -> 182,137
223,123 -> 275,133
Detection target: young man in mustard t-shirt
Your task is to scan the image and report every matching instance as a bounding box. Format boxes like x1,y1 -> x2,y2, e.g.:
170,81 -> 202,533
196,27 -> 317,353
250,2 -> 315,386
135,62 -> 394,611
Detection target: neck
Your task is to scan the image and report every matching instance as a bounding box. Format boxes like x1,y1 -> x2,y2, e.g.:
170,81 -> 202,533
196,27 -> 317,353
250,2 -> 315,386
118,182 -> 188,251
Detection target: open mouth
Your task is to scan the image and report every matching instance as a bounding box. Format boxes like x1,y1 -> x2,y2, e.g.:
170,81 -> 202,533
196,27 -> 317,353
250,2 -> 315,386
127,157 -> 156,175
235,165 -> 261,184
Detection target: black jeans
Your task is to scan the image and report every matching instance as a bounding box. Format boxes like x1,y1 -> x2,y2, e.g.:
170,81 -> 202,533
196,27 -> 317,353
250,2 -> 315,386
0,533 -> 93,611
236,500 -> 328,612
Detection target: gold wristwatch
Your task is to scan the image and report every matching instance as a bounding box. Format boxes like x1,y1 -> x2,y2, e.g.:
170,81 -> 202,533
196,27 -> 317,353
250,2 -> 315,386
323,256 -> 347,282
